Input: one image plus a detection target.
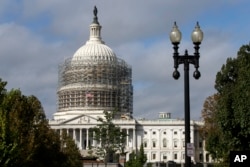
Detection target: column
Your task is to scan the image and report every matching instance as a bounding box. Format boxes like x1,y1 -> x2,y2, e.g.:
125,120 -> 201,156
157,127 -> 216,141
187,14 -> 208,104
73,129 -> 76,140
93,131 -> 96,147
158,129 -> 161,148
149,129 -> 152,148
80,128 -> 82,149
126,129 -> 129,147
157,129 -> 161,162
86,128 -> 89,149
190,127 -> 194,143
133,128 -> 136,149
170,129 -> 173,149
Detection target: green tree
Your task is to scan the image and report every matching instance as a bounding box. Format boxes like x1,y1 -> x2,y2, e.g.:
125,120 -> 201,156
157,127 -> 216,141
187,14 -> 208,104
138,143 -> 147,166
0,78 -> 82,167
125,144 -> 147,167
90,110 -> 127,165
216,44 -> 250,150
202,44 -> 250,165
200,94 -> 225,161
60,130 -> 82,167
125,151 -> 138,167
200,94 -> 219,137
0,79 -> 18,167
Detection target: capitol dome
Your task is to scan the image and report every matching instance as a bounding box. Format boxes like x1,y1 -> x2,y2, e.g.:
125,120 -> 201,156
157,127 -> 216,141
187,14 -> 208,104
55,6 -> 133,119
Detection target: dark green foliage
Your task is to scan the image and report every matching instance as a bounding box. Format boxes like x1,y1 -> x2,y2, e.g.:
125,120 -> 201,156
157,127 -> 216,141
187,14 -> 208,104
203,44 -> 250,165
138,143 -> 147,166
216,45 -> 250,149
125,151 -> 138,167
200,94 -> 225,160
0,78 -> 82,167
60,130 -> 83,167
125,144 -> 147,167
90,110 -> 127,164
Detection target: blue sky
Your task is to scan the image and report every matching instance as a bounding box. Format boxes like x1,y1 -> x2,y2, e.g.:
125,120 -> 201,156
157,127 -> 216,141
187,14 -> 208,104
0,0 -> 250,120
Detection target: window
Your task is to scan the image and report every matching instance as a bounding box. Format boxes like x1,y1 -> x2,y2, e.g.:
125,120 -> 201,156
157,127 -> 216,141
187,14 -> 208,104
144,131 -> 147,135
153,131 -> 156,135
174,131 -> 177,135
163,138 -> 167,147
174,153 -> 178,160
152,141 -> 156,148
206,153 -> 209,162
163,155 -> 167,160
174,141 -> 178,148
152,153 -> 156,160
199,141 -> 203,148
163,131 -> 166,135
199,153 -> 203,162
144,141 -> 147,148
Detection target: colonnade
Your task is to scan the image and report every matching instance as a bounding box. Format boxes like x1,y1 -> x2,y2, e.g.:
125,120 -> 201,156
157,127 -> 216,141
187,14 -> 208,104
56,127 -> 136,150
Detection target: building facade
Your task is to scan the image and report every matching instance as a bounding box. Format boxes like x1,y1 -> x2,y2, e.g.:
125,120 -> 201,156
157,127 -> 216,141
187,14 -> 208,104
49,7 -> 210,164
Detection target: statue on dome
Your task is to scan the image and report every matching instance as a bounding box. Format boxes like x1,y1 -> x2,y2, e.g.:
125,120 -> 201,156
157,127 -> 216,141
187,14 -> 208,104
94,6 -> 98,17
92,6 -> 99,24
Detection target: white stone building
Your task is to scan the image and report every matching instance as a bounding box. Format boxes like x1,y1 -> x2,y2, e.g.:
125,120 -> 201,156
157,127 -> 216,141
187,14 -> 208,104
49,7 -> 210,164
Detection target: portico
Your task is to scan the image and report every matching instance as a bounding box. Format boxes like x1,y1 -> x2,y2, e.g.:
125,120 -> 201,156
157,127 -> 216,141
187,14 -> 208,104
50,116 -> 138,156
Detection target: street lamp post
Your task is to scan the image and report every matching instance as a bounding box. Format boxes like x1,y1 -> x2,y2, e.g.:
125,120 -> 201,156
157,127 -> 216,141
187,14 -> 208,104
169,22 -> 203,167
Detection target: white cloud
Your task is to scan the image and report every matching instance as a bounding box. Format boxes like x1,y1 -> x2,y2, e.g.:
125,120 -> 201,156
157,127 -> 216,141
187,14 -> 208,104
0,22 -> 64,118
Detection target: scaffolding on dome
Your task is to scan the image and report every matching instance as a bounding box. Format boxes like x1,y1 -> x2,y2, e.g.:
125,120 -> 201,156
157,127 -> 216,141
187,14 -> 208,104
57,56 -> 133,116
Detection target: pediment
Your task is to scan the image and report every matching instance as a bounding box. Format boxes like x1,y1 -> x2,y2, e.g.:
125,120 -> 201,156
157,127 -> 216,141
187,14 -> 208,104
59,114 -> 100,125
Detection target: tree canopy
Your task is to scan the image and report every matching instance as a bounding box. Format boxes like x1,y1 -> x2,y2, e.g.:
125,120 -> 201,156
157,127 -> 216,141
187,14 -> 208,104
90,110 -> 127,164
0,78 -> 82,167
125,144 -> 147,167
201,44 -> 250,165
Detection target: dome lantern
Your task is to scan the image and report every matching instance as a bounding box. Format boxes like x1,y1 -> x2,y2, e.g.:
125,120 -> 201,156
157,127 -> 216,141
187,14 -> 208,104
87,6 -> 104,44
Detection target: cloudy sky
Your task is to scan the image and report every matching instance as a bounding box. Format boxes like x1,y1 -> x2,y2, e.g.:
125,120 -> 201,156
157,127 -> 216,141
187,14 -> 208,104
0,0 -> 249,120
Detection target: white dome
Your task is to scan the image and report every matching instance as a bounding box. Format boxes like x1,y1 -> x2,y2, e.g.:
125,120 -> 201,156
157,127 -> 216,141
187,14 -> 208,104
72,43 -> 116,61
